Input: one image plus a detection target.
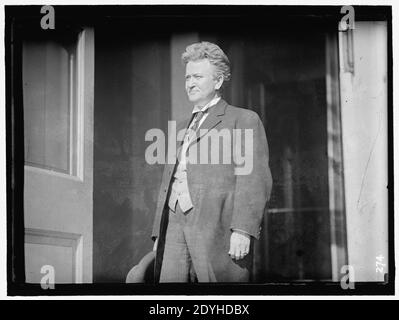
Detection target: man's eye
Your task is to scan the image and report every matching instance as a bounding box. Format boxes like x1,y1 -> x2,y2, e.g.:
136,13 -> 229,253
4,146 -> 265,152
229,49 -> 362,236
185,75 -> 202,81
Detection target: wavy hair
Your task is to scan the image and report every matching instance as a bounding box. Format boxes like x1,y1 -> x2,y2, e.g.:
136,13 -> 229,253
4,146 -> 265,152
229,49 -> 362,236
181,41 -> 231,83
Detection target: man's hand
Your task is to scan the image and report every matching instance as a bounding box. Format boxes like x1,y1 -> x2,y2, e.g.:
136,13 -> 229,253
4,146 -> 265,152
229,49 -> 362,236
228,231 -> 250,260
153,238 -> 158,251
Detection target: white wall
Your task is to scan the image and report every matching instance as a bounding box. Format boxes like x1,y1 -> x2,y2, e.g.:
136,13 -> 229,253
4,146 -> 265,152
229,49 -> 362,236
340,22 -> 388,281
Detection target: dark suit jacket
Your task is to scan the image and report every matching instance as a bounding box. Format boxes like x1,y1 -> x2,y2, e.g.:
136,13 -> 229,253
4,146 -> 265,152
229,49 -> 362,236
151,98 -> 272,282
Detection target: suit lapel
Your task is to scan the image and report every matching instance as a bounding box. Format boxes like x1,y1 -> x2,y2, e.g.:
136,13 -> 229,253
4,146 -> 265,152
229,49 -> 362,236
187,98 -> 228,150
174,99 -> 228,158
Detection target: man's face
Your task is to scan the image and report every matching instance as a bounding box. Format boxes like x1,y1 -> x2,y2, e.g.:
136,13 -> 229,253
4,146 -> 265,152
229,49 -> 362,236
185,59 -> 223,106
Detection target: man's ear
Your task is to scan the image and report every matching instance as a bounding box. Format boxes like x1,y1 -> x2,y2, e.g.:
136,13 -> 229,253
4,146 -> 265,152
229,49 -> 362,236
215,75 -> 224,90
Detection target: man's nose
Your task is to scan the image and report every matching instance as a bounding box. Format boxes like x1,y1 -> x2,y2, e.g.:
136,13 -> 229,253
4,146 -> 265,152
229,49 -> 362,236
187,77 -> 196,88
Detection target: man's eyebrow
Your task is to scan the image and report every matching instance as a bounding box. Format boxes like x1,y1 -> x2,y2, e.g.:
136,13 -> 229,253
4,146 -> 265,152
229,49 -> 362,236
185,73 -> 203,77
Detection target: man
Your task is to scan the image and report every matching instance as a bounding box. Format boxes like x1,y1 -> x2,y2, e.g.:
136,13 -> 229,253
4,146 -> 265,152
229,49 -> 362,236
151,41 -> 272,282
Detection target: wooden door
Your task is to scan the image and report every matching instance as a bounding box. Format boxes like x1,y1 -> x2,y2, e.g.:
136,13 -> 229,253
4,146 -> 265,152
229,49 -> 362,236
23,28 -> 94,284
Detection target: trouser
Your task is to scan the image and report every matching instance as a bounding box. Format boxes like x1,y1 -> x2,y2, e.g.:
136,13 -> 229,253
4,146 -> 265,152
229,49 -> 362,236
159,202 -> 199,283
158,202 -> 252,283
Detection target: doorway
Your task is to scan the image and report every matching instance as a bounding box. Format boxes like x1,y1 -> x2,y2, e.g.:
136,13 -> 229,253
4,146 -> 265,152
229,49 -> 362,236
93,23 -> 347,282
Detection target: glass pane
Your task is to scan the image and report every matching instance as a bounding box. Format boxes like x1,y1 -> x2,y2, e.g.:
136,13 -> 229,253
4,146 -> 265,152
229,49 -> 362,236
23,35 -> 77,174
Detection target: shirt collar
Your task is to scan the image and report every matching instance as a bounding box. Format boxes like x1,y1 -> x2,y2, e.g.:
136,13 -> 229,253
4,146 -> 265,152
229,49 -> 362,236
192,95 -> 221,114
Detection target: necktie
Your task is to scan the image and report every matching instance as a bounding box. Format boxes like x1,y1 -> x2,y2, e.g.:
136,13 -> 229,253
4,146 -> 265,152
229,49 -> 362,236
180,110 -> 206,154
191,110 -> 206,132
180,110 -> 206,158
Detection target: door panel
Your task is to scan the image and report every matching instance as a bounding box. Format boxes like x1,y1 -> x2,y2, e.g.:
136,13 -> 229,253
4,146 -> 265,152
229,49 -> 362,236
23,28 -> 94,283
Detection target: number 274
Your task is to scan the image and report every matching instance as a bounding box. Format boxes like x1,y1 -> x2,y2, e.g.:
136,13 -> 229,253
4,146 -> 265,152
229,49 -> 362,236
376,255 -> 386,273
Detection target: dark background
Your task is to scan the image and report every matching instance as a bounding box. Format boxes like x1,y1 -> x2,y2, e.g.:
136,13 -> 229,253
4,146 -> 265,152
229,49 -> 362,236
93,20 -> 331,282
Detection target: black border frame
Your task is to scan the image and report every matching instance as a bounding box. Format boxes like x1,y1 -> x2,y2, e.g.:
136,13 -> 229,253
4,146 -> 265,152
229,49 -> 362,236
5,4 -> 394,296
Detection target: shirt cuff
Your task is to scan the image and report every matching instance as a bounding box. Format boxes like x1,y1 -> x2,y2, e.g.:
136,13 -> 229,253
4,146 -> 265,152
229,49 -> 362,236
232,228 -> 251,238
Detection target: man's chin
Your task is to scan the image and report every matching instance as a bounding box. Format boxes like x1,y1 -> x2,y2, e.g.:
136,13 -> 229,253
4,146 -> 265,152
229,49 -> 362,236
187,96 -> 199,103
